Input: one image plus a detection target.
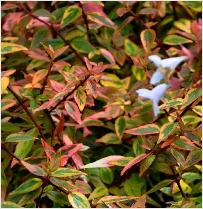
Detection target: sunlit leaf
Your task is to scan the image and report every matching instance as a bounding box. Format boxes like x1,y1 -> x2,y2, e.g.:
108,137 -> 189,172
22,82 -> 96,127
61,5 -> 82,28
1,42 -> 28,54
68,191 -> 90,208
163,35 -> 193,45
51,167 -> 85,178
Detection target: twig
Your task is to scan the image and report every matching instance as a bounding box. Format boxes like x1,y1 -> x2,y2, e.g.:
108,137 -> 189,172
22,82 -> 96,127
170,166 -> 186,198
40,60 -> 54,94
18,3 -> 85,64
48,74 -> 90,113
7,86 -> 46,140
2,144 -> 69,196
78,2 -> 91,42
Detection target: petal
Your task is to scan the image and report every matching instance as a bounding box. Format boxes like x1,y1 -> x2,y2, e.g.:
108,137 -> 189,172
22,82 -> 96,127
150,69 -> 164,85
152,101 -> 160,117
151,83 -> 169,103
136,89 -> 152,100
148,55 -> 162,67
161,56 -> 188,70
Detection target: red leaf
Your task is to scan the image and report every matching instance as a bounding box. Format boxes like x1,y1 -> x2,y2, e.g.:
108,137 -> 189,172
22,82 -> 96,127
121,153 -> 151,176
65,101 -> 82,124
21,160 -> 47,177
24,49 -> 49,62
3,12 -> 24,32
100,48 -> 116,64
41,139 -> 56,161
49,80 -> 65,93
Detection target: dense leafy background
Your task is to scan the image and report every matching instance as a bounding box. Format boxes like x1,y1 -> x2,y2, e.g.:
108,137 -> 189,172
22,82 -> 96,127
1,1 -> 202,208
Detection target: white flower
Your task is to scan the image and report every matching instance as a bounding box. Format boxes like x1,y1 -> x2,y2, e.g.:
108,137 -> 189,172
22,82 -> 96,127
149,55 -> 188,85
136,83 -> 169,117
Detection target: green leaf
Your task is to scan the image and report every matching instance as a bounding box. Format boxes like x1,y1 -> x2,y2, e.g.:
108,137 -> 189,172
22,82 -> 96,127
133,137 -> 144,156
124,173 -> 146,196
68,192 -> 90,208
88,186 -> 108,200
115,116 -> 126,139
1,42 -> 28,54
51,167 -> 85,178
10,178 -> 42,195
61,5 -> 82,28
184,149 -> 202,169
31,28 -> 50,49
181,88 -> 202,109
170,148 -> 185,167
147,179 -> 173,194
159,98 -> 183,109
192,105 -> 202,116
132,65 -> 146,81
124,38 -> 141,56
97,133 -> 120,144
14,140 -> 34,159
109,157 -> 134,166
1,201 -> 21,208
125,124 -> 159,136
5,133 -> 35,142
97,195 -> 139,204
74,87 -> 87,111
163,35 -> 193,45
71,37 -> 95,54
158,122 -> 178,143
140,29 -> 156,52
49,177 -> 77,192
99,167 -> 114,185
47,191 -> 70,206
182,172 -> 201,184
140,155 -> 156,176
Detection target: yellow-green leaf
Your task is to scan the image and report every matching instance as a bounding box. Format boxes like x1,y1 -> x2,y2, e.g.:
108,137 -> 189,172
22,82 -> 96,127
51,167 -> 85,178
97,195 -> 139,204
163,35 -> 193,45
99,167 -> 114,185
125,124 -> 159,136
140,155 -> 156,176
124,38 -> 142,56
68,191 -> 90,208
115,116 -> 126,139
1,77 -> 9,93
61,5 -> 82,28
74,87 -> 87,111
1,42 -> 28,54
1,201 -> 21,208
158,122 -> 178,144
147,179 -> 173,194
97,133 -> 120,144
71,37 -> 95,54
5,133 -> 35,142
10,178 -> 42,195
181,88 -> 201,109
88,186 -> 108,200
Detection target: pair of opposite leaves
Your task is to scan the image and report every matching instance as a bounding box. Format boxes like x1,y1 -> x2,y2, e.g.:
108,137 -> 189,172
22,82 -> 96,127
136,55 -> 188,117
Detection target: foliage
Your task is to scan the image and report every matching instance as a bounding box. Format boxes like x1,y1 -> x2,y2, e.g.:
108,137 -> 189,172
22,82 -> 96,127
1,1 -> 202,208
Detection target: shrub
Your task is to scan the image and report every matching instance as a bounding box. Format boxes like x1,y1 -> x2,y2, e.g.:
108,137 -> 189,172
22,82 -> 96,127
1,1 -> 202,208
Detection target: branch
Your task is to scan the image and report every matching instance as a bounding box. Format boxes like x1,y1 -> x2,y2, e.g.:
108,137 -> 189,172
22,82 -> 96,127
18,3 -> 85,64
170,166 -> 186,198
7,86 -> 46,140
40,60 -> 54,94
78,2 -> 91,42
2,144 -> 69,196
48,74 -> 90,113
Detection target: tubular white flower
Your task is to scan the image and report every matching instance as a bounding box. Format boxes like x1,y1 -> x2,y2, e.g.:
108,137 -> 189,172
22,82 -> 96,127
136,83 -> 169,117
149,55 -> 189,85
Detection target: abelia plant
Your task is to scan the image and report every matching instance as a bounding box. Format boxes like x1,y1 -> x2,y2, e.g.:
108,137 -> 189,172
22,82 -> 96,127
1,1 -> 202,208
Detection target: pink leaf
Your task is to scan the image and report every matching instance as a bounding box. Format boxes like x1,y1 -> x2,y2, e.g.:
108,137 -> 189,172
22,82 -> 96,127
41,139 -> 56,161
121,153 -> 151,176
49,80 -> 65,92
65,101 -> 82,124
100,48 -> 116,64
